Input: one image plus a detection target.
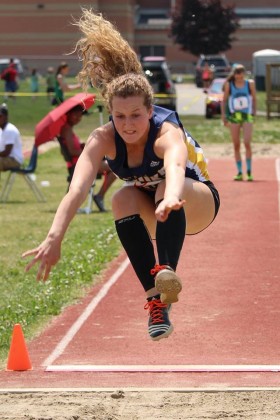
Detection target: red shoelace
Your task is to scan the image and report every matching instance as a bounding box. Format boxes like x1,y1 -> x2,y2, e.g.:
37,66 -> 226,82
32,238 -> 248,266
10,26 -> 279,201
150,264 -> 169,276
144,299 -> 167,324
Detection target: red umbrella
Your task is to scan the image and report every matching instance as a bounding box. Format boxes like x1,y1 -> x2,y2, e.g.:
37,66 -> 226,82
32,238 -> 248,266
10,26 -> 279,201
34,93 -> 96,146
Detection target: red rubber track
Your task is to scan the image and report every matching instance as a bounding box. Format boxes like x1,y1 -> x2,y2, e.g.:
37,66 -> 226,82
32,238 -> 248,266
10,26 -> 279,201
1,158 -> 279,389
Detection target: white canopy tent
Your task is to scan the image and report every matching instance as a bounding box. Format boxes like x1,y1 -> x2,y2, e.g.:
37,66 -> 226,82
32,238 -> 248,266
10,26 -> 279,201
252,49 -> 280,91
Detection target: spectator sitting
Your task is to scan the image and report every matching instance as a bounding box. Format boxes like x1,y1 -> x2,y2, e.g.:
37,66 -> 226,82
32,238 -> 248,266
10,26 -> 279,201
0,103 -> 24,172
58,104 -> 116,211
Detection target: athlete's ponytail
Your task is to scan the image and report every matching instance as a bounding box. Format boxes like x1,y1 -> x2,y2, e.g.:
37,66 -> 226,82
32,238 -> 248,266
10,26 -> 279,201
73,9 -> 142,95
73,8 -> 154,112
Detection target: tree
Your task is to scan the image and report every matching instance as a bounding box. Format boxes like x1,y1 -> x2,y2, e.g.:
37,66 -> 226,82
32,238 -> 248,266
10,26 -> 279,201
170,0 -> 240,56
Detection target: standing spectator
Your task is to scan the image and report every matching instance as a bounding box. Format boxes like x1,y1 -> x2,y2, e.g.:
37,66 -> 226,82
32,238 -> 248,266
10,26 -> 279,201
202,61 -> 213,92
53,62 -> 81,106
0,104 -> 23,172
221,64 -> 257,181
30,68 -> 39,100
45,66 -> 55,103
1,59 -> 18,101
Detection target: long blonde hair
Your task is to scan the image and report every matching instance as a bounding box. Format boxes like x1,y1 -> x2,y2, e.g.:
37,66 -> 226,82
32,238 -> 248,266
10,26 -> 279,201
73,9 -> 154,110
226,64 -> 246,83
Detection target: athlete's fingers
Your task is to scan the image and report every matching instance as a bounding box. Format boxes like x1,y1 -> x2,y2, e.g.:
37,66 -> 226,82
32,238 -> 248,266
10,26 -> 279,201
172,199 -> 186,210
42,265 -> 52,282
22,248 -> 39,259
24,252 -> 44,273
156,199 -> 185,214
156,208 -> 169,222
156,199 -> 186,222
36,260 -> 48,282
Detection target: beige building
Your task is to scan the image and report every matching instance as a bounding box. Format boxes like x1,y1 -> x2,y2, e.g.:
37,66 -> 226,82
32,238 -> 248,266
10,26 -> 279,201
0,0 -> 279,75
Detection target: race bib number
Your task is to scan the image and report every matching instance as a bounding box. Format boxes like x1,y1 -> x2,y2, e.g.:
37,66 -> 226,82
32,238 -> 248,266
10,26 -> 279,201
233,96 -> 249,111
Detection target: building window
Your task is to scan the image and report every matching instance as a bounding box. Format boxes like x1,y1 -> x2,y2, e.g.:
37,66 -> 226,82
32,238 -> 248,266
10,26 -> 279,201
139,45 -> 165,58
136,9 -> 169,25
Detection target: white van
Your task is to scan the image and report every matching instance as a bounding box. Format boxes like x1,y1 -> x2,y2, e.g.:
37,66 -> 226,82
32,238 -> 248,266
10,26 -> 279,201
0,58 -> 24,79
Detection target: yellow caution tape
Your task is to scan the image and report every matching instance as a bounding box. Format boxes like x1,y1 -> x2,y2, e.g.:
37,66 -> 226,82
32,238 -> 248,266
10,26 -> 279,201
0,92 -> 176,98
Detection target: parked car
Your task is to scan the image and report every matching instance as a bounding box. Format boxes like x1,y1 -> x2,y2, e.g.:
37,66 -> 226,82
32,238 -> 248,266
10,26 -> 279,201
205,78 -> 226,118
195,54 -> 231,88
141,56 -> 177,111
0,58 -> 24,79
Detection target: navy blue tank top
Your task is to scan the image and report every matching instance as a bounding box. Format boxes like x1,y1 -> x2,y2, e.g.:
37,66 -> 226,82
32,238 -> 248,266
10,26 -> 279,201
106,105 -> 209,190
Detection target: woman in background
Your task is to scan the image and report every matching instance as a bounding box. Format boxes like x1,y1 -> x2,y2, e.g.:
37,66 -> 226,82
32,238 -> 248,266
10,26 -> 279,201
202,61 -> 213,91
46,66 -> 55,103
222,64 -> 257,181
53,62 -> 81,105
30,68 -> 39,100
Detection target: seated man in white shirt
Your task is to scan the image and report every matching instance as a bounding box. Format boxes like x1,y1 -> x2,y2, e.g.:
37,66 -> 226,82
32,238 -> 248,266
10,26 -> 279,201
0,104 -> 24,171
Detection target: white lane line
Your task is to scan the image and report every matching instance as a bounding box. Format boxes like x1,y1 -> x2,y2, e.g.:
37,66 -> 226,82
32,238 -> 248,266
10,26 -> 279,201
42,257 -> 130,367
276,158 -> 280,220
45,364 -> 280,373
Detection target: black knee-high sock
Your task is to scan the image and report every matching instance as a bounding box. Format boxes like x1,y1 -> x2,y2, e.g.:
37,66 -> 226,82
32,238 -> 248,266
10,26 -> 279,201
115,214 -> 156,291
156,207 -> 186,271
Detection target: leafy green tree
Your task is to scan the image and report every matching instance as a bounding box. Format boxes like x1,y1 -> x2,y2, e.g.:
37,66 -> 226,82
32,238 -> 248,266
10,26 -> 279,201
170,0 -> 239,56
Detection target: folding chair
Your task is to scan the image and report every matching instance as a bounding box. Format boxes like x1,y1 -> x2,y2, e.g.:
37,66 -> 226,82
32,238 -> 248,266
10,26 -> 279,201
0,145 -> 46,203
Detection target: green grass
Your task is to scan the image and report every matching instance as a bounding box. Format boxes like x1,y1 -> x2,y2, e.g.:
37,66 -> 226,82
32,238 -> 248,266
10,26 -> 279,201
0,77 -> 279,366
180,114 -> 280,144
0,146 -> 122,366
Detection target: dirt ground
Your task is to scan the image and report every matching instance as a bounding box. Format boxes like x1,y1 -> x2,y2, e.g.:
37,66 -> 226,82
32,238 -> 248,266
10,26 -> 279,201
23,135 -> 280,159
0,389 -> 279,419
203,142 -> 280,159
2,139 -> 277,419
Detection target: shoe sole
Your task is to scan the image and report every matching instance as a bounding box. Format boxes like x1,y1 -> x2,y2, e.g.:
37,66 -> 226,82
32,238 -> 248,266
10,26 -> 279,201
151,324 -> 174,341
155,269 -> 182,304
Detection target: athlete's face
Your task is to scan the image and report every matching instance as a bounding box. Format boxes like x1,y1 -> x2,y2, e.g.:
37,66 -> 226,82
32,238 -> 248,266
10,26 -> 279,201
234,69 -> 245,81
111,96 -> 153,145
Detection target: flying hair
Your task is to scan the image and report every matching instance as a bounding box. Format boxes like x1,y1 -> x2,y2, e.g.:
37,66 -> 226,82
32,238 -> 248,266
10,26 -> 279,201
73,9 -> 143,95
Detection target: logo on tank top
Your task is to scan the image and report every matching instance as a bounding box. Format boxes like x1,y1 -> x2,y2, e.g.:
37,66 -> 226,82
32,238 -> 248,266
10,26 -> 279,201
150,160 -> 160,167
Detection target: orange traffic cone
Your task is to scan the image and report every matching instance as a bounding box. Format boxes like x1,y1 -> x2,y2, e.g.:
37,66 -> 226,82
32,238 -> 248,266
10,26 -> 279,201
6,324 -> 32,371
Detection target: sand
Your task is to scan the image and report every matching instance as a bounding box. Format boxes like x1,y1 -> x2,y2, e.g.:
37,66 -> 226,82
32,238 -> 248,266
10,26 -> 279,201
0,389 -> 279,419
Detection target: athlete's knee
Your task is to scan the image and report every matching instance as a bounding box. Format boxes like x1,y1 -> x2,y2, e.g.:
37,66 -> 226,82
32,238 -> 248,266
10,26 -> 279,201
111,186 -> 136,211
243,135 -> 252,145
112,187 -> 127,204
233,141 -> 241,152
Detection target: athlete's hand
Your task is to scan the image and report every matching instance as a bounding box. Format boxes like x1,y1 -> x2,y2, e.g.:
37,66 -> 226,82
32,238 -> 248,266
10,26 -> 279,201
222,117 -> 229,127
22,237 -> 61,282
155,197 -> 186,222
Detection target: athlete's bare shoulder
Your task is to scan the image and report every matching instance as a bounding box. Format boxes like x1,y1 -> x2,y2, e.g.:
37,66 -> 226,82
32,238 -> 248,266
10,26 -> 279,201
86,121 -> 116,157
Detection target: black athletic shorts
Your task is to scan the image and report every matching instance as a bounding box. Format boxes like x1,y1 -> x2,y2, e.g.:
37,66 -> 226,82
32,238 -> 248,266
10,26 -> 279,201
204,180 -> 220,219
136,180 -> 220,218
